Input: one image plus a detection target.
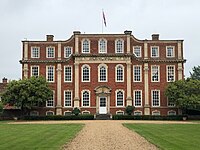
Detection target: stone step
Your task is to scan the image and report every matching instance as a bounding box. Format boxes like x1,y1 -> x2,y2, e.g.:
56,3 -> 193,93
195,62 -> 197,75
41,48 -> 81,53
96,114 -> 111,120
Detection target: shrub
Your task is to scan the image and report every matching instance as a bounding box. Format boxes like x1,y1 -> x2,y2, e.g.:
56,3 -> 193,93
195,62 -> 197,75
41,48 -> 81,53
125,106 -> 134,115
72,107 -> 80,116
22,114 -> 94,120
112,115 -> 184,120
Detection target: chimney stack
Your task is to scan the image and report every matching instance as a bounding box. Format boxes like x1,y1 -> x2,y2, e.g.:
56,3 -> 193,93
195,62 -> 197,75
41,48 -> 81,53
46,35 -> 54,41
2,77 -> 7,84
152,34 -> 159,40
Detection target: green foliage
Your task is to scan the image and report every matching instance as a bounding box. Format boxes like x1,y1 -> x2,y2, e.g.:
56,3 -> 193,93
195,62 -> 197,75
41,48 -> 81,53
1,76 -> 52,115
72,107 -> 81,116
190,65 -> 200,80
165,79 -> 200,112
125,105 -> 134,115
0,102 -> 3,115
112,115 -> 184,120
124,124 -> 200,150
22,114 -> 94,120
0,124 -> 83,149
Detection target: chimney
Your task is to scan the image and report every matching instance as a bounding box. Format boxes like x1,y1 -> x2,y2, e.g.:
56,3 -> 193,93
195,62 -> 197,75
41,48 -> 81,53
2,77 -> 7,84
124,30 -> 132,35
152,34 -> 159,40
46,35 -> 54,41
73,31 -> 81,35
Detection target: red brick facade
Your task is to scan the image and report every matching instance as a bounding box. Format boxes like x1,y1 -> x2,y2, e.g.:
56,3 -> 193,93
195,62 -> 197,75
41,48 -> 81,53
20,31 -> 185,116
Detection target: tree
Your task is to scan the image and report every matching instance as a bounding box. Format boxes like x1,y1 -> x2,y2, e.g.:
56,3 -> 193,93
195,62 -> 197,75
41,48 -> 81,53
0,101 -> 3,115
72,107 -> 80,116
125,106 -> 134,115
1,76 -> 52,116
190,65 -> 200,80
165,79 -> 200,114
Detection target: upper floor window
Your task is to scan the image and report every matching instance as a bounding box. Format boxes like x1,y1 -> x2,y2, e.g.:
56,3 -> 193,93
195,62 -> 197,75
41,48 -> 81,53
133,46 -> 141,57
134,90 -> 142,107
166,46 -> 175,57
64,90 -> 72,107
64,66 -> 72,82
46,47 -> 55,58
64,47 -> 72,58
99,39 -> 107,53
115,65 -> 124,82
116,90 -> 124,107
151,65 -> 160,82
82,65 -> 90,82
167,65 -> 175,82
31,66 -> 39,77
46,66 -> 54,82
82,90 -> 90,107
115,39 -> 124,53
46,91 -> 54,107
133,65 -> 142,82
151,46 -> 159,57
98,64 -> 108,82
31,47 -> 40,58
82,39 -> 90,53
152,90 -> 160,107
168,98 -> 175,107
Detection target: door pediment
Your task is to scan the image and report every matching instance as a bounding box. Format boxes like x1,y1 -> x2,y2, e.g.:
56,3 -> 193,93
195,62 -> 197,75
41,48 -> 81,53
94,85 -> 111,94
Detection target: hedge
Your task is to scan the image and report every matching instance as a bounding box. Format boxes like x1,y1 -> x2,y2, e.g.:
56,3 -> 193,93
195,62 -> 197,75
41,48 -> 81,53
112,115 -> 186,120
21,114 -> 94,120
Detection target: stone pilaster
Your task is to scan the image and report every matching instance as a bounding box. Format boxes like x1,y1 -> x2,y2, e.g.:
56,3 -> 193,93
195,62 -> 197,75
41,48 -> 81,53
74,61 -> 80,107
24,42 -> 28,60
126,62 -> 132,106
58,42 -> 61,60
144,63 -> 150,115
23,64 -> 28,78
144,41 -> 148,59
178,63 -> 183,80
56,64 -> 62,115
178,41 -> 182,59
74,31 -> 80,54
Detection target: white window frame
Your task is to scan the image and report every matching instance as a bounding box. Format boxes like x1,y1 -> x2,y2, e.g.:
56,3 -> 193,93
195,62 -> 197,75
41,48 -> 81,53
168,110 -> 176,116
151,65 -> 160,82
64,65 -> 72,82
98,38 -> 107,53
151,46 -> 159,58
134,111 -> 142,115
46,111 -> 54,116
116,110 -> 124,115
115,89 -> 124,107
115,39 -> 124,53
115,64 -> 124,82
133,46 -> 142,57
133,65 -> 142,82
152,110 -> 160,116
151,90 -> 160,107
134,90 -> 142,107
31,47 -> 40,58
46,90 -> 55,107
82,39 -> 90,53
64,111 -> 72,116
31,66 -> 39,77
82,110 -> 90,114
167,65 -> 175,82
81,90 -> 90,107
46,47 -> 55,58
167,98 -> 175,107
81,64 -> 90,82
46,66 -> 55,82
98,64 -> 108,82
64,90 -> 72,107
166,46 -> 175,58
64,46 -> 72,58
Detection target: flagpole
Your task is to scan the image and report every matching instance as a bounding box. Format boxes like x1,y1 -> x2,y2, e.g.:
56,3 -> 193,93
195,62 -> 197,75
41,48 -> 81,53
102,9 -> 103,33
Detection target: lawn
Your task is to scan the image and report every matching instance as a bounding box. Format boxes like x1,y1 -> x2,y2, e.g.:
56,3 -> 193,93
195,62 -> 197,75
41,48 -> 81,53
0,123 -> 84,150
124,123 -> 200,150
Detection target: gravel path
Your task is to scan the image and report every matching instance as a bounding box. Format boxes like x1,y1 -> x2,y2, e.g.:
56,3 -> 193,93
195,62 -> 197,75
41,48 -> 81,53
62,121 -> 158,150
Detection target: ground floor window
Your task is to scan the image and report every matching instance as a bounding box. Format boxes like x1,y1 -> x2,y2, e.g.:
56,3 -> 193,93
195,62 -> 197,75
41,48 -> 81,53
116,90 -> 124,107
64,111 -> 72,116
64,91 -> 72,107
152,111 -> 160,116
168,110 -> 176,116
30,111 -> 39,116
134,111 -> 142,115
82,90 -> 90,107
116,111 -> 124,115
46,111 -> 54,116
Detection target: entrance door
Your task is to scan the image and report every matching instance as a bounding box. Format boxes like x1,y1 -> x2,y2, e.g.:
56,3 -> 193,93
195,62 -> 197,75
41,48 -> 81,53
99,97 -> 107,114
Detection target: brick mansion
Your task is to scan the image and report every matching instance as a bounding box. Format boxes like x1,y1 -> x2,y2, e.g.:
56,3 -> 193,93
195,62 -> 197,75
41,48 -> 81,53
20,31 -> 185,116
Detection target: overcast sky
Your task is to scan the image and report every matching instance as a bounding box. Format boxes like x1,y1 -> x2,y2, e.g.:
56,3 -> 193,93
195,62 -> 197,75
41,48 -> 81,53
0,0 -> 200,81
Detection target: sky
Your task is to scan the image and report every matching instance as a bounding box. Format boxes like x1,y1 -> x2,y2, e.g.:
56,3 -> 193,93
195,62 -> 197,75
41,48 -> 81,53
0,0 -> 200,81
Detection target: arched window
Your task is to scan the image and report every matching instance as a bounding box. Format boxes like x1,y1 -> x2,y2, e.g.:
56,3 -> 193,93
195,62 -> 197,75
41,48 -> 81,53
82,39 -> 90,53
99,39 -> 107,53
82,90 -> 90,107
99,65 -> 107,82
115,39 -> 124,53
116,65 -> 124,82
116,90 -> 124,107
82,65 -> 90,82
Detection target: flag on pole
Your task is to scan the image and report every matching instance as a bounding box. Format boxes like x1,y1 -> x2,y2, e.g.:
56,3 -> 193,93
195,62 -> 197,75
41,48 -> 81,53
102,10 -> 107,27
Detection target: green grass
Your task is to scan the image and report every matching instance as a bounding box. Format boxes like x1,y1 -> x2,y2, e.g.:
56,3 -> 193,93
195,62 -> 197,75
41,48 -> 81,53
124,123 -> 200,150
0,123 -> 84,150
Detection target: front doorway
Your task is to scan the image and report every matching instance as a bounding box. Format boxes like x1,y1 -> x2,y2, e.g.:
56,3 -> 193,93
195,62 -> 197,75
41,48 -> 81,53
99,97 -> 107,114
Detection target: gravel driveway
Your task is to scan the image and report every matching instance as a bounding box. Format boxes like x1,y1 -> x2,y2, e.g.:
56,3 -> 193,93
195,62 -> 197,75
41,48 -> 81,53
62,121 -> 158,150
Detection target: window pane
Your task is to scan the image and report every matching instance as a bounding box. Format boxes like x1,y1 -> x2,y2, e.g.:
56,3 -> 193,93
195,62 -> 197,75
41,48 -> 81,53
151,47 -> 158,57
134,91 -> 142,106
117,91 -> 123,106
152,66 -> 159,82
116,66 -> 123,81
134,46 -> 141,57
65,66 -> 72,82
134,66 -> 141,82
47,66 -> 54,82
167,47 -> 174,57
31,66 -> 39,77
82,40 -> 89,53
82,91 -> 90,107
31,47 -> 39,58
99,39 -> 106,53
46,93 -> 54,107
65,47 -> 72,57
100,66 -> 107,81
116,40 -> 123,53
167,66 -> 175,82
47,47 -> 55,58
65,91 -> 72,107
152,90 -> 160,106
82,66 -> 90,81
